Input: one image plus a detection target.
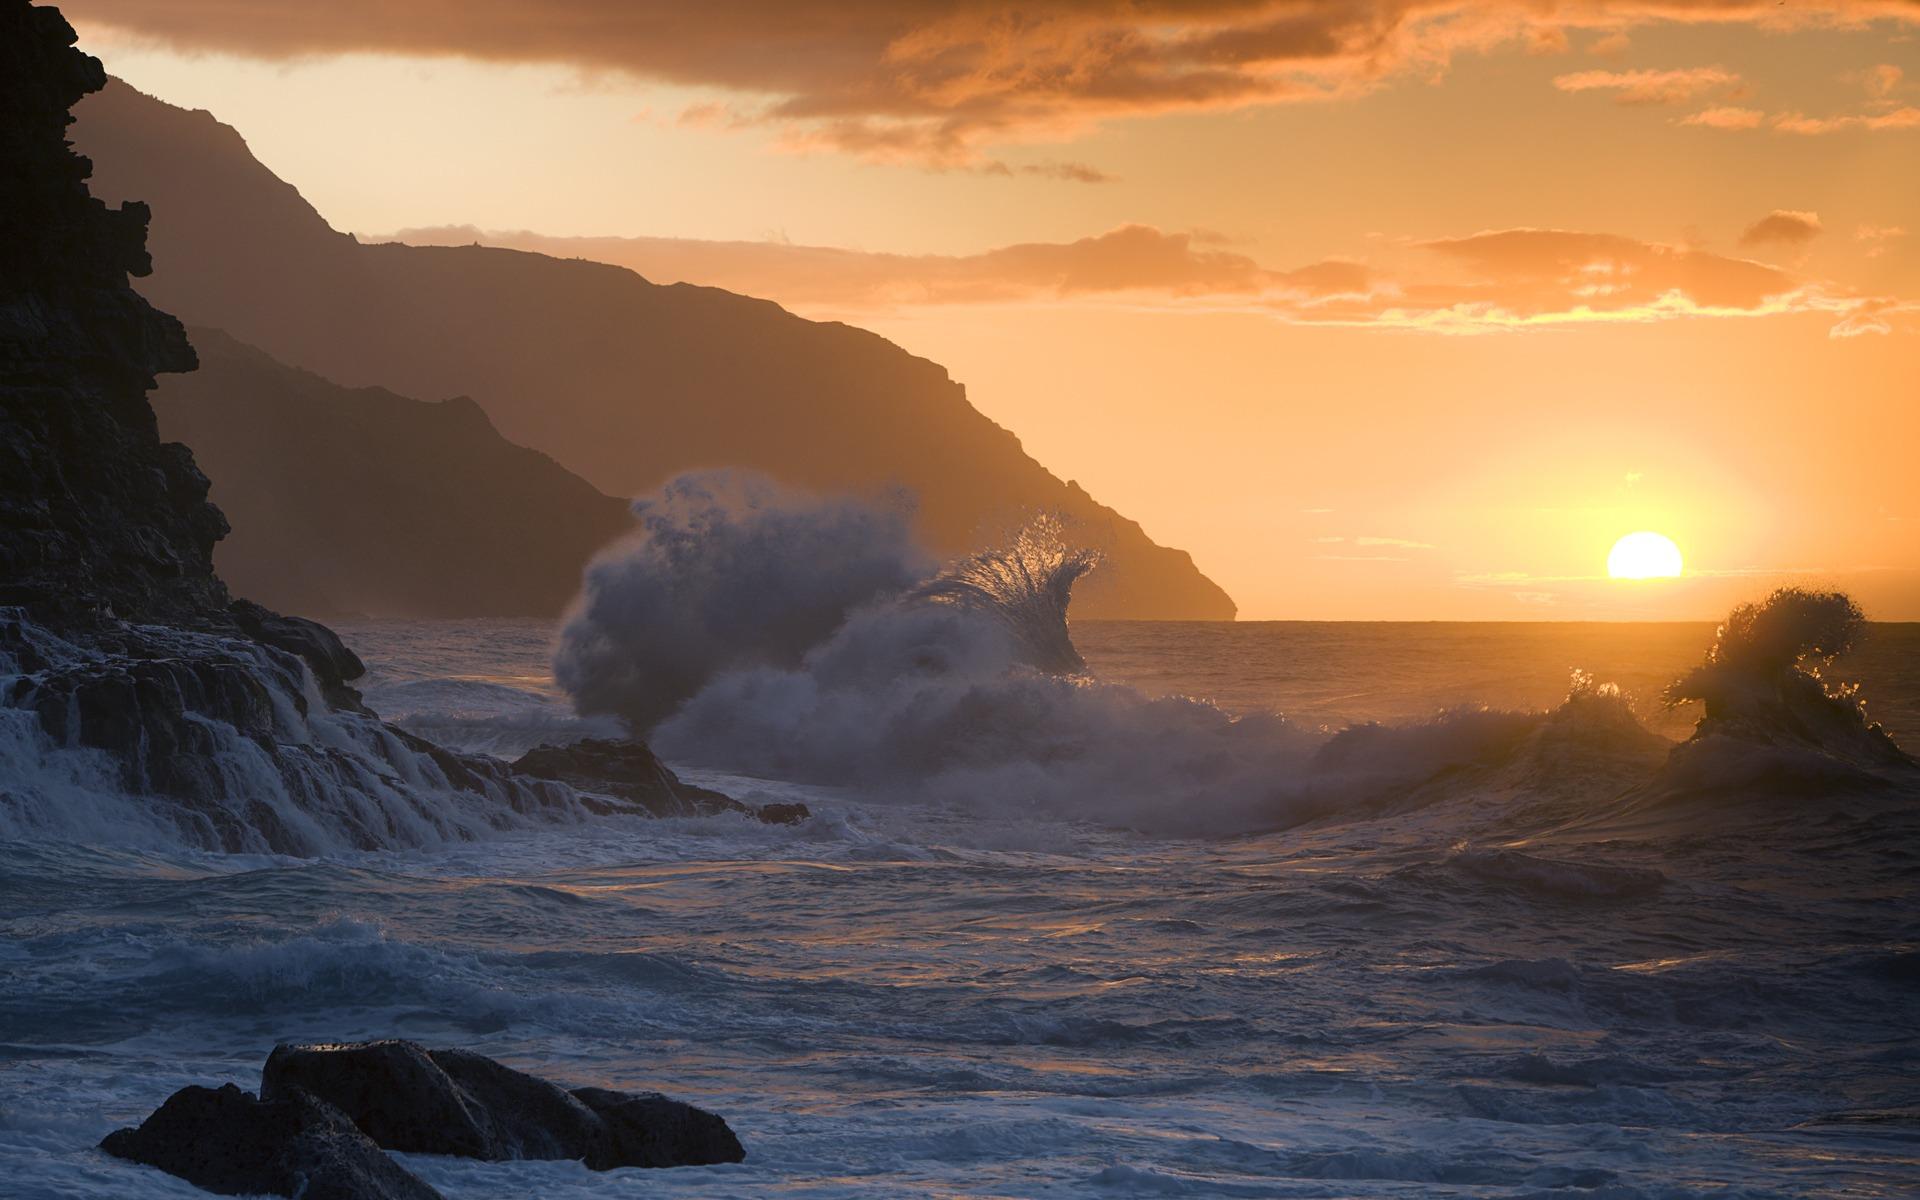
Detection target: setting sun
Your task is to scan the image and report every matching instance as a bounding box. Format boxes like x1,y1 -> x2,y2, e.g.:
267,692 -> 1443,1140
1607,531 -> 1683,580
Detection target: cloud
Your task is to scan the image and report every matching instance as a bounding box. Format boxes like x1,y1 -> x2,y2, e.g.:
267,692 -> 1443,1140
1772,105 -> 1920,134
1586,32 -> 1633,58
1739,209 -> 1822,248
1857,223 -> 1908,257
385,223 -> 1320,306
1861,63 -> 1904,98
63,0 -> 1920,166
381,221 -> 1890,335
1553,66 -> 1737,106
1405,228 -> 1801,313
1679,105 -> 1765,129
1828,298 -> 1920,338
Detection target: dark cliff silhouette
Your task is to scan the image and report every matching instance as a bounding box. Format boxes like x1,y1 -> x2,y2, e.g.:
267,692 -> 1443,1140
0,11 -> 218,626
70,80 -> 1236,621
155,328 -> 634,618
0,2 -> 741,855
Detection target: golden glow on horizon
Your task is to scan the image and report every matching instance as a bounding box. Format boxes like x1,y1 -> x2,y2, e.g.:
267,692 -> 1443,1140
1607,532 -> 1684,580
63,13 -> 1920,619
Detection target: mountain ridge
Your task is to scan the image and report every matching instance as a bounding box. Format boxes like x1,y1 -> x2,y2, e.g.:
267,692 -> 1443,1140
72,79 -> 1235,620
154,327 -> 636,618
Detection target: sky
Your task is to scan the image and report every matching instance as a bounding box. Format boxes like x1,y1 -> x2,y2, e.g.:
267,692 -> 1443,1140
65,1 -> 1920,620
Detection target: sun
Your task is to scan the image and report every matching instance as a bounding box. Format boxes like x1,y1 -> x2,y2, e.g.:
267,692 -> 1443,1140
1607,531 -> 1683,580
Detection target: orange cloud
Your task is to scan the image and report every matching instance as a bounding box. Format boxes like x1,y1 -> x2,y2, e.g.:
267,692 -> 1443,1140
1739,209 -> 1822,248
1553,66 -> 1738,105
1861,63 -> 1904,98
1773,105 -> 1920,134
1857,224 -> 1909,257
381,222 -> 1891,335
1679,105 -> 1765,128
63,0 -> 1920,166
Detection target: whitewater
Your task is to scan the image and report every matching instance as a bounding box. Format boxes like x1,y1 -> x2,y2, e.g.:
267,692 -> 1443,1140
3,598 -> 1916,1197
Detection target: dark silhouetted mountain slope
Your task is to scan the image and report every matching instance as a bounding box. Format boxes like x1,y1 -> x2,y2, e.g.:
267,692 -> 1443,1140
73,80 -> 1234,620
154,328 -> 635,618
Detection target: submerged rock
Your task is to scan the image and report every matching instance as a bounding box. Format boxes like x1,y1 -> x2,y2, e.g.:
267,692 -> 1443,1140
513,737 -> 808,825
262,1040 -> 745,1170
99,1083 -> 443,1200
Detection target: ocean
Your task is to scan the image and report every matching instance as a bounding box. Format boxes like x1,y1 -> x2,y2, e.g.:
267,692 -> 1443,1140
2,618 -> 1917,1198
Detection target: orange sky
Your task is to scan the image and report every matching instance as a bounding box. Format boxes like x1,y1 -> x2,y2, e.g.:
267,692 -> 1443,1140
67,2 -> 1920,619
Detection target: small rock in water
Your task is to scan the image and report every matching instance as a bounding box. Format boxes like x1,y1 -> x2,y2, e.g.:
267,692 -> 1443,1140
514,737 -> 806,825
263,1040 -> 745,1170
99,1083 -> 443,1200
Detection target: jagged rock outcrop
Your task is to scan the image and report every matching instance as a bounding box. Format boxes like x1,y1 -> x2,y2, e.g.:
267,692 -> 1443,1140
0,1 -> 734,855
0,2 -> 222,627
153,328 -> 635,619
263,1041 -> 746,1170
100,1083 -> 444,1200
513,737 -> 810,824
72,79 -> 1236,620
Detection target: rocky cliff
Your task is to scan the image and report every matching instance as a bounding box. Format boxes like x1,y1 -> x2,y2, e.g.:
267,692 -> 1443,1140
72,80 -> 1236,620
154,328 -> 634,618
0,2 -> 728,854
0,6 -> 221,627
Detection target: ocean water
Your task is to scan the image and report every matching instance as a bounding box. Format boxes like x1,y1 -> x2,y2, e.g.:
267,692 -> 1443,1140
3,618 -> 1917,1198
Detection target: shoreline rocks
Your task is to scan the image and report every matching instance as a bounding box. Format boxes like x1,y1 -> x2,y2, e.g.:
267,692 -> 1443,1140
103,1041 -> 745,1198
265,1040 -> 746,1171
100,1083 -> 444,1200
513,737 -> 810,825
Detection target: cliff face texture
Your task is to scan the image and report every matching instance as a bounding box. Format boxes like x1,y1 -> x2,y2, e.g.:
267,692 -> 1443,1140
154,329 -> 635,618
72,81 -> 1237,620
0,3 -> 718,855
0,6 -> 224,627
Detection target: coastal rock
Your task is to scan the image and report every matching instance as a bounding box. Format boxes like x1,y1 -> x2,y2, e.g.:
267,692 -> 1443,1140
513,737 -> 806,824
230,596 -> 365,694
262,1040 -> 745,1170
0,3 -> 682,856
99,1083 -> 443,1200
0,0 -> 221,628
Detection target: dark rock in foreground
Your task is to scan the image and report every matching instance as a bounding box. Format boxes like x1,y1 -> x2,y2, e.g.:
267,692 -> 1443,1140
514,737 -> 809,825
263,1040 -> 746,1170
100,1083 -> 443,1200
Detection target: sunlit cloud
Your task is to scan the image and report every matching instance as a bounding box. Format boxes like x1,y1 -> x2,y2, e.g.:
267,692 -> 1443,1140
1859,63 -> 1905,98
62,0 -> 1920,168
1739,209 -> 1822,249
1552,66 -> 1738,105
382,221 -> 1901,336
1678,105 -> 1765,129
1772,105 -> 1920,134
1857,224 -> 1909,258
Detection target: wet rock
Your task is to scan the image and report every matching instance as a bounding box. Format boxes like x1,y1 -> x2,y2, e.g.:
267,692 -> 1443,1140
1,1 -> 594,855
230,596 -> 366,693
756,801 -> 813,825
513,737 -> 804,824
262,1040 -> 745,1170
99,1082 -> 443,1200
573,1085 -> 748,1169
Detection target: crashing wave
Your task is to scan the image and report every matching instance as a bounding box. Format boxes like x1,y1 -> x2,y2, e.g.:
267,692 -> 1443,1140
1662,588 -> 1910,771
907,514 -> 1098,676
554,471 -> 930,732
0,610 -> 599,854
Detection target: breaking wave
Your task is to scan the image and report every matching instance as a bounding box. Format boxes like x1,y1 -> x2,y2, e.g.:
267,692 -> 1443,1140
558,475 -> 1711,835
0,614 -> 594,856
555,471 -> 930,732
